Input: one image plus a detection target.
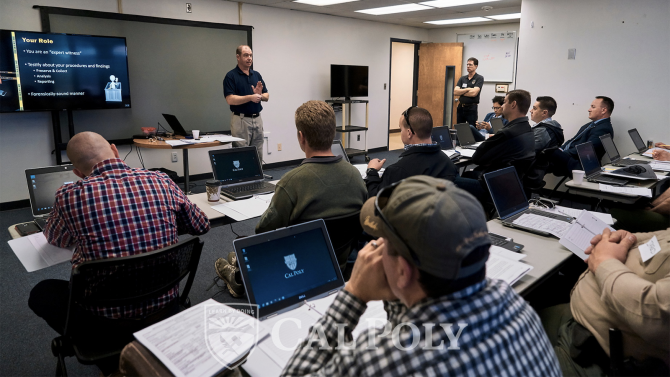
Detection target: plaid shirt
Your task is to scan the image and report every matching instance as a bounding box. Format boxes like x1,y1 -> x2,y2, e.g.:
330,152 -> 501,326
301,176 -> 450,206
44,158 -> 210,319
282,279 -> 560,376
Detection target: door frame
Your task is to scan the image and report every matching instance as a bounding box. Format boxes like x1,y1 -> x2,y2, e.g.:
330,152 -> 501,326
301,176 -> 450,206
388,38 -> 420,150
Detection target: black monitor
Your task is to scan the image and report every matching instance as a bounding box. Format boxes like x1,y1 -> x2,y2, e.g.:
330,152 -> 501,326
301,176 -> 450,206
431,126 -> 454,150
0,29 -> 131,112
330,65 -> 368,99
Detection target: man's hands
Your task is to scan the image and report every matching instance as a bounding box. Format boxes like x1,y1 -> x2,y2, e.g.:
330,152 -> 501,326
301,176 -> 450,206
476,121 -> 491,130
345,238 -> 397,303
367,158 -> 386,171
654,142 -> 670,150
249,81 -> 264,103
652,149 -> 670,161
584,228 -> 637,273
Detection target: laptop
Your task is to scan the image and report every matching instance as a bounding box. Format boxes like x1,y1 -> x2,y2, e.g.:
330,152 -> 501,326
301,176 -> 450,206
490,117 -> 505,133
600,134 -> 648,167
233,219 -> 345,320
431,126 -> 460,160
208,146 -> 275,200
628,128 -> 649,154
454,123 -> 482,149
575,142 -> 629,186
484,166 -> 573,237
331,140 -> 350,163
25,164 -> 81,230
162,113 -> 191,136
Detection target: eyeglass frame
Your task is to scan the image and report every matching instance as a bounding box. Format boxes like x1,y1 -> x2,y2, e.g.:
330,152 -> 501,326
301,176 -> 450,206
402,106 -> 416,134
491,106 -> 502,110
374,180 -> 422,266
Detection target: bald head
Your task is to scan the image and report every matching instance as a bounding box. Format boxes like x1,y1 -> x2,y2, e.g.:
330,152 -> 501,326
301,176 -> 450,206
66,132 -> 119,177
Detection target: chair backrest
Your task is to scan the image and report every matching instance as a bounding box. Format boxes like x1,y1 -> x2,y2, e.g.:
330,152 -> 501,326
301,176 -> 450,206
322,211 -> 363,268
65,237 -> 203,333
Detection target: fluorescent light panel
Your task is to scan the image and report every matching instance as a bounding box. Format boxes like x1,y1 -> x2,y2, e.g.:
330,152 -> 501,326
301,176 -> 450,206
425,17 -> 492,25
420,0 -> 500,8
293,0 -> 359,6
486,13 -> 521,20
356,4 -> 432,15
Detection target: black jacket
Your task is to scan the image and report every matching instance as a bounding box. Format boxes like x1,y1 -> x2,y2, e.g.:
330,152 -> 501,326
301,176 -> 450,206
561,118 -> 613,160
471,116 -> 536,175
366,144 -> 457,196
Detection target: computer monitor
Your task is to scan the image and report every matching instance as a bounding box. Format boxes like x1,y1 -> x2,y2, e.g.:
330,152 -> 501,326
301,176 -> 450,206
484,166 -> 528,219
627,128 -> 647,153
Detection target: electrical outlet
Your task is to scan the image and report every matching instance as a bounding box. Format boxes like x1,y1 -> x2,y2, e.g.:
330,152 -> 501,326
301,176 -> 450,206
277,143 -> 282,151
357,135 -> 360,141
171,152 -> 178,163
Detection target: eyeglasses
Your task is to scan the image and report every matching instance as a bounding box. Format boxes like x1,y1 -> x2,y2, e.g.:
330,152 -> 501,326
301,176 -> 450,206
492,106 -> 502,110
375,181 -> 421,266
402,107 -> 416,134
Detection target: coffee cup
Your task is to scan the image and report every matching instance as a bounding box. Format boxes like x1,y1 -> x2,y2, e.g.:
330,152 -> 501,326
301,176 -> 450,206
572,170 -> 585,185
206,180 -> 222,202
192,130 -> 200,140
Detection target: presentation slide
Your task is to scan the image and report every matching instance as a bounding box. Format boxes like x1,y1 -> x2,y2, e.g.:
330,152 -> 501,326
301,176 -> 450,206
0,30 -> 131,112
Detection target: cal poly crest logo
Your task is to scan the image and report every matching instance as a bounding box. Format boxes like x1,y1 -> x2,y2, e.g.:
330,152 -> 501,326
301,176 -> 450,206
284,254 -> 297,270
205,303 -> 261,370
233,160 -> 240,169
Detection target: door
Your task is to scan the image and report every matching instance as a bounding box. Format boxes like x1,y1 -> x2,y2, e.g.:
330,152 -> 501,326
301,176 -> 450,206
417,43 -> 463,128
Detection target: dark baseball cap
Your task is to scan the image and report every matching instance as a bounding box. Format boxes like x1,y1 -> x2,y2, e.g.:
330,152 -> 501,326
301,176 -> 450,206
360,176 -> 490,280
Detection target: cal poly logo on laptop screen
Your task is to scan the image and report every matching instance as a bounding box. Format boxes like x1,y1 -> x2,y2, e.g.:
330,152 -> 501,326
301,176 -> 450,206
284,254 -> 303,278
232,160 -> 242,172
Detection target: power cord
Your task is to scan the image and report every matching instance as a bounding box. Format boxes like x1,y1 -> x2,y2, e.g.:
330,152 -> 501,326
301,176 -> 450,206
123,144 -> 133,161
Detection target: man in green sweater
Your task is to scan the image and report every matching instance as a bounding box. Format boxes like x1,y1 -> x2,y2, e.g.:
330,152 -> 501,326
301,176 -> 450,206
256,100 -> 367,233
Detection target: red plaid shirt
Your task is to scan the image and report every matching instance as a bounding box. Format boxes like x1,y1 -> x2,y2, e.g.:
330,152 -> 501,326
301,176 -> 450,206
44,158 -> 210,318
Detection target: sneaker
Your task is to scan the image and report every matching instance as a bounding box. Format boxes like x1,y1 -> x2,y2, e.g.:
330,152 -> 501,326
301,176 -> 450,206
215,258 -> 245,298
227,251 -> 238,271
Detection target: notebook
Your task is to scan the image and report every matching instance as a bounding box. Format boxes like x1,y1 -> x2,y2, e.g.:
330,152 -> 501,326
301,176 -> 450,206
25,164 -> 81,230
162,113 -> 191,136
490,117 -> 505,133
575,142 -> 629,186
331,140 -> 350,163
233,219 -> 345,321
431,126 -> 460,160
627,128 -> 648,154
454,123 -> 482,149
208,147 -> 275,200
484,167 -> 573,237
600,133 -> 648,167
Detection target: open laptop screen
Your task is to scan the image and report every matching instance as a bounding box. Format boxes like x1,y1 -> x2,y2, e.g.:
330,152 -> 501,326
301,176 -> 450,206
628,128 -> 646,153
331,140 -> 350,163
25,165 -> 80,217
161,113 -> 189,136
431,126 -> 454,150
484,167 -> 528,219
599,134 -> 620,161
209,147 -> 263,184
454,123 -> 476,146
575,142 -> 601,176
234,220 -> 343,319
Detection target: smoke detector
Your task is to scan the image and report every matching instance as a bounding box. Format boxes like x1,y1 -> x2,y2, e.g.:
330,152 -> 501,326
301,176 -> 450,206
481,6 -> 493,11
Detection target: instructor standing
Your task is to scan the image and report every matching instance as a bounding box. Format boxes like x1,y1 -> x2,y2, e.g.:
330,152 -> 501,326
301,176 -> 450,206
224,45 -> 269,161
454,57 -> 484,127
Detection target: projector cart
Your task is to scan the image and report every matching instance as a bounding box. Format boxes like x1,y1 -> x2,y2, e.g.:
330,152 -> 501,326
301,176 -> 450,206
326,99 -> 369,162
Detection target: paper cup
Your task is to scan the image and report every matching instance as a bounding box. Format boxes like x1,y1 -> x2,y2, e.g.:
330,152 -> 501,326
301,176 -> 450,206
572,170 -> 585,185
206,180 -> 222,202
192,130 -> 200,140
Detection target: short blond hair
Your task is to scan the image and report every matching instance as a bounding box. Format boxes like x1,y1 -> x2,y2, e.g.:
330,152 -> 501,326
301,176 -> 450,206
295,101 -> 336,151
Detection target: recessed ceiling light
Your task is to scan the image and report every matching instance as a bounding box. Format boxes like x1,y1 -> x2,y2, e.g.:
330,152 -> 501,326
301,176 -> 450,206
486,13 -> 521,20
293,0 -> 359,6
419,0 -> 500,8
425,17 -> 492,25
356,4 -> 433,15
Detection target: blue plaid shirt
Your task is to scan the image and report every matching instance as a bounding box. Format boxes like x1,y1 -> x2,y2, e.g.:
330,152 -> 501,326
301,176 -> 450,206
282,279 -> 560,376
404,143 -> 436,151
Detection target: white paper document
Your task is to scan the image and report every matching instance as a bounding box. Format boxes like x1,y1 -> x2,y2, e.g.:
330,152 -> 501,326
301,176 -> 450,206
458,149 -> 476,158
649,161 -> 670,172
134,299 -> 268,377
489,245 -> 526,261
211,194 -> 274,221
559,210 -> 615,260
546,205 -> 614,225
200,135 -> 245,143
598,184 -> 652,197
512,213 -> 572,238
486,253 -> 533,286
638,236 -> 661,263
8,232 -> 74,272
353,164 -> 384,179
442,150 -> 461,159
642,148 -> 664,157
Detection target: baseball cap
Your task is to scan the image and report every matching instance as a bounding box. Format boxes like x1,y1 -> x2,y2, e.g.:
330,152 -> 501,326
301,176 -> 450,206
359,175 -> 490,280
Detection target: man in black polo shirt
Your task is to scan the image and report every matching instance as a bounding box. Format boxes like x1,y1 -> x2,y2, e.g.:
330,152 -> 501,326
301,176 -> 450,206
454,57 -> 484,128
223,45 -> 269,161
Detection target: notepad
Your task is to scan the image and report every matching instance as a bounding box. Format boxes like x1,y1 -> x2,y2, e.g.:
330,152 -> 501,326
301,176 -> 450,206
559,210 -> 615,260
211,193 -> 274,221
8,232 -> 74,272
598,184 -> 652,197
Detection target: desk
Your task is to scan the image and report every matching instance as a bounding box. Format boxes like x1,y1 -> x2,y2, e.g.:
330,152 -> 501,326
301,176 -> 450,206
134,137 -> 230,194
186,192 -> 238,227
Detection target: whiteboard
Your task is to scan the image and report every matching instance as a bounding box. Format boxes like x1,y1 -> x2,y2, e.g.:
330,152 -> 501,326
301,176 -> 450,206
457,32 -> 517,82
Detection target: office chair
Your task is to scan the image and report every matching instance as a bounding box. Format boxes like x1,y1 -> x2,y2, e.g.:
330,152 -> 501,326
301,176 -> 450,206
608,328 -> 669,376
51,237 -> 204,377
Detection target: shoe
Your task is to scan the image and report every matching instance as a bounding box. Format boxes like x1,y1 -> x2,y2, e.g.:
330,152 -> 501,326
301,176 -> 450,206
215,258 -> 245,298
227,251 -> 238,271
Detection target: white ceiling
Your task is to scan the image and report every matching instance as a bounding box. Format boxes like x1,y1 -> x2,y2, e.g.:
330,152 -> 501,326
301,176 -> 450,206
234,0 -> 522,29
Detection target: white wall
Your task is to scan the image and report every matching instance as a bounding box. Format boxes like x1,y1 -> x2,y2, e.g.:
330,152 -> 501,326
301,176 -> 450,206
428,22 -> 520,121
516,0 -> 670,158
389,42 -> 415,131
0,0 -> 428,203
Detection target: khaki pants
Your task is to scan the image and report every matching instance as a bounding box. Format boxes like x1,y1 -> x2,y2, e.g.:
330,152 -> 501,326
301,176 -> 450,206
231,113 -> 264,163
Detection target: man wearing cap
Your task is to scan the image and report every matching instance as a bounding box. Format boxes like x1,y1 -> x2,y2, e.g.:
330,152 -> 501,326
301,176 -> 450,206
282,176 -> 560,376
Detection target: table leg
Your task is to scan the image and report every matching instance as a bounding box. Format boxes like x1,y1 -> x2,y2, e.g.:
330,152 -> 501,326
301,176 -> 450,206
183,149 -> 190,194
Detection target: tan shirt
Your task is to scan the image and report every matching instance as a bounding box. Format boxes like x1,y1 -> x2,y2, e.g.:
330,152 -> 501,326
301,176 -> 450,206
570,229 -> 670,364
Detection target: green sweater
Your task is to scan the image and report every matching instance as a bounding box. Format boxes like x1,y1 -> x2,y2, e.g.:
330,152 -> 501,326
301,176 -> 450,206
256,156 -> 367,233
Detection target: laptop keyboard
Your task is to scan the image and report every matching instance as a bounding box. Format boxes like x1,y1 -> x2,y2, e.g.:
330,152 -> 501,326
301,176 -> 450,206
588,172 -> 629,186
506,209 -> 571,223
613,159 -> 647,166
223,181 -> 275,194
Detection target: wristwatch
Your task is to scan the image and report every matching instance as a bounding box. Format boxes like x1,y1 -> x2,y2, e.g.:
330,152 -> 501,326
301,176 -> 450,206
366,168 -> 379,177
